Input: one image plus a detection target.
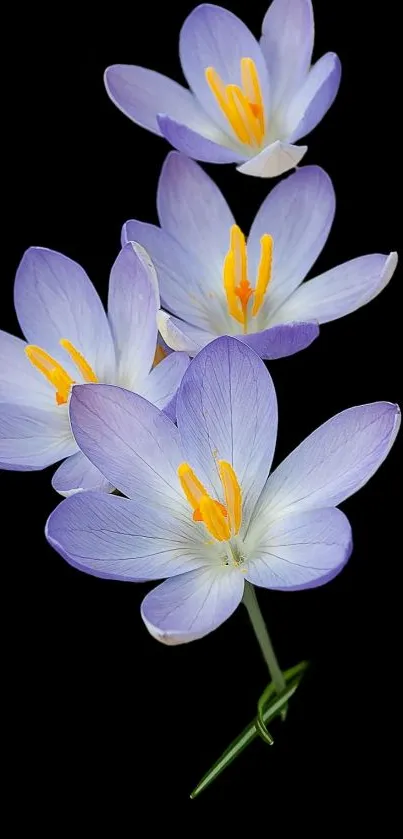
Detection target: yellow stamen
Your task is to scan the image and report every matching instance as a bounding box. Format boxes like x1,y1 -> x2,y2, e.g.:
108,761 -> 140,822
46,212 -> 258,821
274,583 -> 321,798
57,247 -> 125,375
199,495 -> 231,542
241,58 -> 265,135
153,344 -> 167,368
205,57 -> 265,148
25,339 -> 98,405
178,460 -> 242,542
218,460 -> 242,536
178,463 -> 208,512
223,226 -> 274,330
252,234 -> 273,317
59,339 -> 98,383
25,346 -> 75,405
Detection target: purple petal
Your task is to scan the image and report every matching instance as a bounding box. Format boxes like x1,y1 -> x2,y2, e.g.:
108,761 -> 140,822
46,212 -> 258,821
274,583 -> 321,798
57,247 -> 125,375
157,114 -> 244,163
104,64 -> 210,136
0,402 -> 76,470
238,322 -> 319,358
246,508 -> 352,590
122,221 -> 213,329
14,247 -> 115,380
107,242 -> 158,390
179,4 -> 270,136
176,336 -> 277,528
46,492 -> 207,581
157,152 -> 235,275
256,402 -> 401,519
0,329 -> 53,407
141,566 -> 244,645
248,165 -> 335,311
271,253 -> 398,325
137,351 -> 190,413
157,311 -> 213,355
286,53 -> 342,142
69,384 -> 187,516
260,0 -> 314,110
237,139 -> 307,177
51,450 -> 114,496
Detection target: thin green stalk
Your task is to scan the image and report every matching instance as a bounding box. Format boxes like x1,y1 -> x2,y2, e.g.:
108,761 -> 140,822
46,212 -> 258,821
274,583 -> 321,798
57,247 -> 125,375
242,581 -> 286,694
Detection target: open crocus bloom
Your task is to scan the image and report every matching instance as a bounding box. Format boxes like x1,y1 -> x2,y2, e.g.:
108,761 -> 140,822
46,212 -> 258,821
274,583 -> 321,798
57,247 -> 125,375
123,153 -> 397,358
0,243 -> 189,495
105,1 -> 341,178
46,337 -> 400,644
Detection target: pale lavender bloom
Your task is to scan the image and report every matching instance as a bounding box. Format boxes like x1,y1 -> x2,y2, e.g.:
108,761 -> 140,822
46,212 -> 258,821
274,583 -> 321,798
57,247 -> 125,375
47,337 -> 400,644
105,1 -> 341,178
0,243 -> 189,495
123,153 -> 397,358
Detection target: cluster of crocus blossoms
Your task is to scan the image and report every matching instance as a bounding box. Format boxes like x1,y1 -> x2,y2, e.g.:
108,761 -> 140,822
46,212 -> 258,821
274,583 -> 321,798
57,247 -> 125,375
0,0 -> 400,762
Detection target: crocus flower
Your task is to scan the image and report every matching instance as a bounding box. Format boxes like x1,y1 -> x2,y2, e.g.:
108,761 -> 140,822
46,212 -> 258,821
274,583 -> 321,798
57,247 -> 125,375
46,337 -> 400,644
105,1 -> 341,178
123,152 -> 397,358
0,243 -> 189,495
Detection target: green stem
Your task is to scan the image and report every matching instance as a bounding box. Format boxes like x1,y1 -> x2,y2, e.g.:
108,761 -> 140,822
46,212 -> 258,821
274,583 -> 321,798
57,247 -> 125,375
242,581 -> 286,694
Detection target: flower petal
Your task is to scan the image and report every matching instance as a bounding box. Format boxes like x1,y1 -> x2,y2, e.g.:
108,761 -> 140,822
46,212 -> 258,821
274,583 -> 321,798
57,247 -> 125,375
157,114 -> 245,163
69,384 -> 187,515
0,330 -> 54,408
260,0 -> 314,111
237,139 -> 307,178
245,508 -> 352,590
104,64 -> 211,136
176,336 -> 277,529
136,351 -> 190,417
255,402 -> 400,520
248,165 -> 335,312
122,221 -> 214,330
46,492 -> 207,581
0,402 -> 76,470
157,311 -> 214,355
107,242 -> 158,390
14,247 -> 115,379
285,53 -> 342,142
141,566 -> 244,645
179,3 -> 270,136
157,152 -> 235,276
238,322 -> 319,359
270,253 -> 398,325
51,450 -> 114,496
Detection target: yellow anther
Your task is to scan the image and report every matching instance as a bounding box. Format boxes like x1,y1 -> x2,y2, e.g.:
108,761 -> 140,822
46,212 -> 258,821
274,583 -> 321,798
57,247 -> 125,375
223,225 -> 274,330
252,234 -> 273,317
26,339 -> 98,405
25,346 -> 75,405
178,460 -> 242,542
153,344 -> 167,368
218,460 -> 242,536
59,339 -> 98,383
199,495 -> 231,542
205,57 -> 265,148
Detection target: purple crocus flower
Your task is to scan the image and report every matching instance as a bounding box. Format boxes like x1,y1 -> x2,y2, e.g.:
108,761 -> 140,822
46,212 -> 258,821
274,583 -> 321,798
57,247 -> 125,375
46,337 -> 400,644
122,152 -> 397,359
0,242 -> 189,495
105,1 -> 341,178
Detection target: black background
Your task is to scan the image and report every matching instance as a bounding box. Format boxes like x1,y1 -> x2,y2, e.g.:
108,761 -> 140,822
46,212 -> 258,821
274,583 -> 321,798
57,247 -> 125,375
3,0 -> 402,823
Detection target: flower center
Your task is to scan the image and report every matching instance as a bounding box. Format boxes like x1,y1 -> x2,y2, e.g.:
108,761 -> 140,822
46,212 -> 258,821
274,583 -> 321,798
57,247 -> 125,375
205,57 -> 265,148
25,339 -> 98,405
178,460 -> 242,542
223,224 -> 273,332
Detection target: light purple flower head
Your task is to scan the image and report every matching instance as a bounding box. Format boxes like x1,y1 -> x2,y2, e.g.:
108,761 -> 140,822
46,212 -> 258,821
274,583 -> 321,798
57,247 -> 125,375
105,1 -> 341,178
0,242 -> 189,495
123,152 -> 398,359
46,337 -> 400,644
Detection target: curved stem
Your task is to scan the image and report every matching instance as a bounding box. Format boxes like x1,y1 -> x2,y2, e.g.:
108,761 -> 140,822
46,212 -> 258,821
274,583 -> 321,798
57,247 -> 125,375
242,581 -> 286,693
